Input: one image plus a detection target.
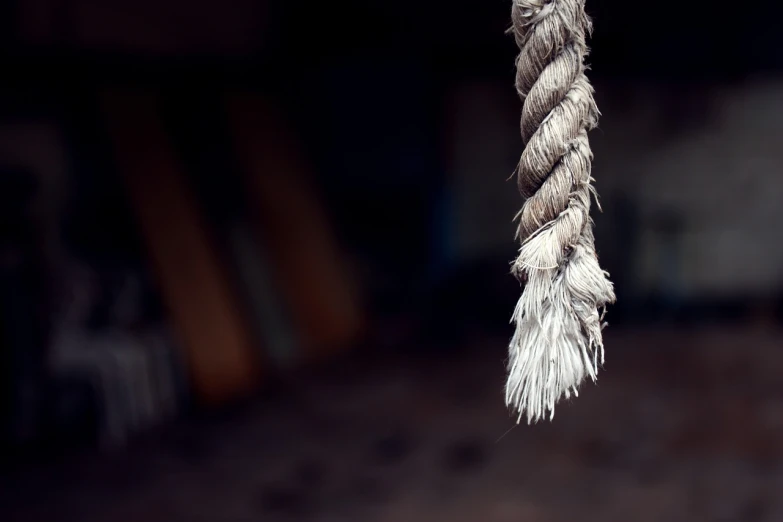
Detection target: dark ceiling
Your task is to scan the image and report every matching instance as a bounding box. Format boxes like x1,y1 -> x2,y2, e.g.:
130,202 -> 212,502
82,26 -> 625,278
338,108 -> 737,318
3,0 -> 782,80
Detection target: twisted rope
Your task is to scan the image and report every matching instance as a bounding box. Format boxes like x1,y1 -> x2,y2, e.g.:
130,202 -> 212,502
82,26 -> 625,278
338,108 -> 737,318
506,0 -> 616,423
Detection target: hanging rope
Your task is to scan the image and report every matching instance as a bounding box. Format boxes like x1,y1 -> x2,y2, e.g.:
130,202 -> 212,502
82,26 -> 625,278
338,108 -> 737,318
506,0 -> 615,423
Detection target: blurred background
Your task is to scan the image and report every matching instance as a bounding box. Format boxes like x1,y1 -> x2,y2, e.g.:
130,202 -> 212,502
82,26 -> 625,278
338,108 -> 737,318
2,0 -> 783,520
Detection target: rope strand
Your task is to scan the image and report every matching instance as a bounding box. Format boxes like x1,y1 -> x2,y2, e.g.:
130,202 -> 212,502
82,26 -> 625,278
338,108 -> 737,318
506,0 -> 616,424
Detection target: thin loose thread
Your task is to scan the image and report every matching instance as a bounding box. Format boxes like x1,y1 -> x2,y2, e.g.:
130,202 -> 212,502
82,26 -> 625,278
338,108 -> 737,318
505,0 -> 616,424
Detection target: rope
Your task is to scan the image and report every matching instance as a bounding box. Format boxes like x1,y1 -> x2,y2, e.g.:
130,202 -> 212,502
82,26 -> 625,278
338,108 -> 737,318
506,0 -> 616,423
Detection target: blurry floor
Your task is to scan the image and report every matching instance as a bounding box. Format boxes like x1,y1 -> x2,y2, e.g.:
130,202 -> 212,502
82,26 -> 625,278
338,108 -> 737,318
3,325 -> 783,521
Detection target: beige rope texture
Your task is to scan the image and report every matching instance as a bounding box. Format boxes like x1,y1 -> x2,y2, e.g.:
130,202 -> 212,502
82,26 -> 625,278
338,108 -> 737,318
506,0 -> 616,423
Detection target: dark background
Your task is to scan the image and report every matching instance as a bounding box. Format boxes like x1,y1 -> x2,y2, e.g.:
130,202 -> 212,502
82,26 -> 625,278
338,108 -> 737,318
2,0 -> 783,520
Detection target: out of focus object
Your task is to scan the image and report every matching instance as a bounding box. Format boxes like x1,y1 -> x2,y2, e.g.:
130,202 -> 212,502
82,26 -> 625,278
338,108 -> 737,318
225,221 -> 299,367
0,166 -> 50,455
17,0 -> 268,57
101,91 -> 262,406
444,83 -> 520,264
49,258 -> 186,448
227,95 -> 365,363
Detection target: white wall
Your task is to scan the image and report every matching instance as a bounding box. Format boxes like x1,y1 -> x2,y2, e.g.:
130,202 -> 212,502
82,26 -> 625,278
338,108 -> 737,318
594,77 -> 783,299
